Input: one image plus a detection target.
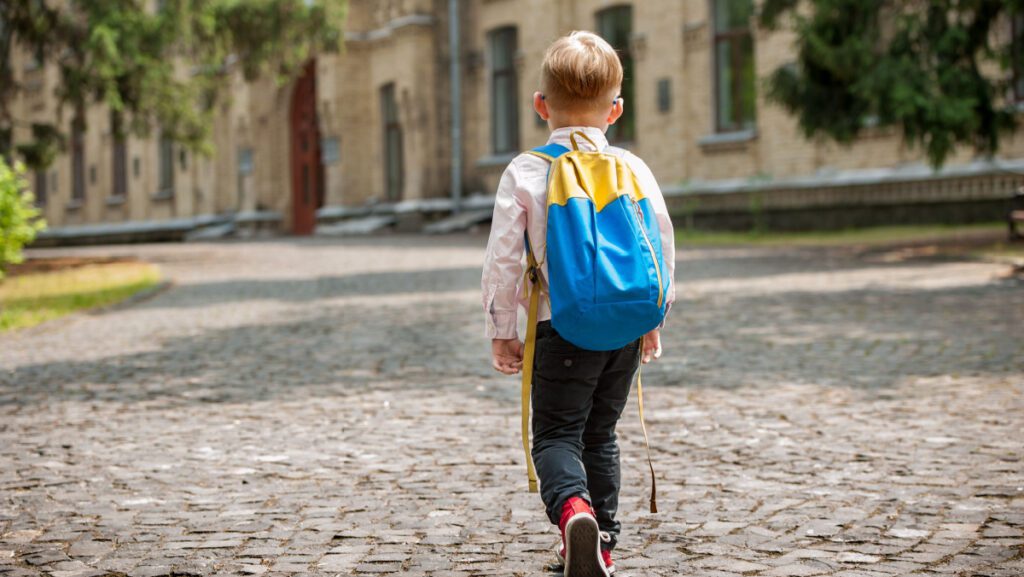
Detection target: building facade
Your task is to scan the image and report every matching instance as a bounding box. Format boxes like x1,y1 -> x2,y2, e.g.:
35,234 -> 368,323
9,0 -> 1024,238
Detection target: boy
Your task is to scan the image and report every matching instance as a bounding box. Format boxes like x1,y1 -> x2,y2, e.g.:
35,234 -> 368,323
481,31 -> 675,576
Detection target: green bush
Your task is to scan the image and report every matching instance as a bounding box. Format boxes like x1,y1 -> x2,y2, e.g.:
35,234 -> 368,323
0,158 -> 46,280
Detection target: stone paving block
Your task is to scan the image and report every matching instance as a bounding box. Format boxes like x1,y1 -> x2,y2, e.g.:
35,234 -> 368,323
127,566 -> 173,577
762,562 -> 832,576
353,563 -> 402,573
66,541 -> 113,559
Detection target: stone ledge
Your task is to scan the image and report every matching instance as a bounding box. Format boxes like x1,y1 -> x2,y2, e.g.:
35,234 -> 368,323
317,196 -> 495,222
665,158 -> 1024,198
697,129 -> 758,151
32,212 -> 283,247
345,14 -> 435,43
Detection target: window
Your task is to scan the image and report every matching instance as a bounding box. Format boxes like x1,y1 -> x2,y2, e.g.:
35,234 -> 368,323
0,126 -> 10,165
111,114 -> 127,198
24,1 -> 46,71
596,5 -> 635,143
237,147 -> 253,210
321,137 -> 340,165
1014,13 -> 1024,102
380,83 -> 403,201
158,133 -> 174,196
34,170 -> 47,206
712,0 -> 756,133
238,148 -> 253,176
0,16 -> 9,81
489,26 -> 519,154
71,121 -> 85,202
657,78 -> 672,113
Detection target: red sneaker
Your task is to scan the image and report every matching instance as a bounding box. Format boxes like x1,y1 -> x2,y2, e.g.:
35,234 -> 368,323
556,496 -> 608,577
556,542 -> 616,575
601,548 -> 616,574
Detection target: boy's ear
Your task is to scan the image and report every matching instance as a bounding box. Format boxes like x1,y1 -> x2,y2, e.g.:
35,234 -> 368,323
606,97 -> 624,125
533,92 -> 550,121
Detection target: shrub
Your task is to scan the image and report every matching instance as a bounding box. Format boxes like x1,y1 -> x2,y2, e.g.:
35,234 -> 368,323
0,158 -> 46,280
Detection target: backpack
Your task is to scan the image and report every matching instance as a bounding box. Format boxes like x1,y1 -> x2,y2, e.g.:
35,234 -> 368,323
519,130 -> 666,512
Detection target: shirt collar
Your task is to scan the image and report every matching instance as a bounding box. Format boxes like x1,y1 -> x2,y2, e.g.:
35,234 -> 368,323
546,126 -> 609,152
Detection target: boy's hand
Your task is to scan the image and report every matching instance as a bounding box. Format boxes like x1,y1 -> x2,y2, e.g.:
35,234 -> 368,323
492,338 -> 524,375
642,329 -> 663,364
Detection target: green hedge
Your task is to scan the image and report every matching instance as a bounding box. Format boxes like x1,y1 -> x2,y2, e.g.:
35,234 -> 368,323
0,158 -> 46,279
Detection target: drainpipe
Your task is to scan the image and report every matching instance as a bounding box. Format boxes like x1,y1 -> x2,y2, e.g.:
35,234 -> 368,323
448,0 -> 463,213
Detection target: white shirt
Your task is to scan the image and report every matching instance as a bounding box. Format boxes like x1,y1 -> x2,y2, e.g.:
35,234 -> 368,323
481,126 -> 677,340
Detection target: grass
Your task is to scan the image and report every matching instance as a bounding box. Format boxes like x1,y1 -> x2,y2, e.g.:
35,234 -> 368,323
974,241 -> 1024,263
0,261 -> 162,331
676,222 -> 1011,248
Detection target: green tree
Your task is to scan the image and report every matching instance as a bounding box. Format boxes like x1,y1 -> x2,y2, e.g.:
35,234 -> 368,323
0,0 -> 347,169
0,158 -> 45,279
760,0 -> 1024,167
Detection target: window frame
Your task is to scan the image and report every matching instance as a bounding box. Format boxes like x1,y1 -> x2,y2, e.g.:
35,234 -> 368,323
1013,13 -> 1024,103
34,169 -> 47,207
157,132 -> 175,198
71,121 -> 85,202
111,113 -> 128,199
380,83 -> 403,202
489,26 -> 520,155
711,0 -> 757,134
596,5 -> 636,143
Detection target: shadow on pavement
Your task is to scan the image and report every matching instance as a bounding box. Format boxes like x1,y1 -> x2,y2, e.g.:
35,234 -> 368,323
2,275 -> 1020,408
135,267 -> 484,310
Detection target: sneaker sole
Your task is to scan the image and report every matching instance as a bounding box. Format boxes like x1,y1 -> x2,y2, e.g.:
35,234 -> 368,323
563,514 -> 609,577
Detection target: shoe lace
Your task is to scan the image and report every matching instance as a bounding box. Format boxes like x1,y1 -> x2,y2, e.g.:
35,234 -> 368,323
599,531 -> 611,543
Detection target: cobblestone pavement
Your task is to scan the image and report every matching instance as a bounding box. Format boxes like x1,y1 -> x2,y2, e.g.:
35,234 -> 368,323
1,236 -> 1022,577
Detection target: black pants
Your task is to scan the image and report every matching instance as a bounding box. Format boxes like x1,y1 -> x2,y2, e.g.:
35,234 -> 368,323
531,320 -> 641,551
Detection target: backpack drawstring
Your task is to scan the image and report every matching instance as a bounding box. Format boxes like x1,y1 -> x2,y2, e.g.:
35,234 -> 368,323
569,130 -> 600,152
636,362 -> 658,514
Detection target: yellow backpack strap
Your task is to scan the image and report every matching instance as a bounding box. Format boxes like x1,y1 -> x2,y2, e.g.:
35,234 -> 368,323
636,364 -> 658,513
521,246 -> 541,493
525,150 -> 554,162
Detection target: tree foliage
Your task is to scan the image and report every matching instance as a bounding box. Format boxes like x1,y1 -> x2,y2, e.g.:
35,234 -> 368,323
760,0 -> 1024,167
0,0 -> 347,170
0,158 -> 45,279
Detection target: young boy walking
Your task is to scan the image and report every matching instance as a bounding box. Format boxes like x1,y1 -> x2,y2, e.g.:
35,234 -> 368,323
481,31 -> 676,576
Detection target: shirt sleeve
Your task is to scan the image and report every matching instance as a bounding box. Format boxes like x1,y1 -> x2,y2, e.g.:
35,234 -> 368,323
481,161 -> 527,339
627,153 -> 677,325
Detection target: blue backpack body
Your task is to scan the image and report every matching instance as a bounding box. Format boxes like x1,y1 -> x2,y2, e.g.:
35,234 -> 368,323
527,134 -> 669,351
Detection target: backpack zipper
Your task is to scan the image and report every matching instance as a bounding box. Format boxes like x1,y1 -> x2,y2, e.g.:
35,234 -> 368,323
631,198 -> 664,308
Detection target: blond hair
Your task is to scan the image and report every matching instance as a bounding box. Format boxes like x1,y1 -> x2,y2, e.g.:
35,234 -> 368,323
541,31 -> 623,111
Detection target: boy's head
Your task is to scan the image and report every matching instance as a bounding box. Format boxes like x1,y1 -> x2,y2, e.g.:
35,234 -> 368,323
535,31 -> 624,130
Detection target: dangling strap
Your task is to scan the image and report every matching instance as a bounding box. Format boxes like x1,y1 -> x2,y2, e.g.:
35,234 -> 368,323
521,246 -> 542,493
636,364 -> 658,513
519,142 -> 567,494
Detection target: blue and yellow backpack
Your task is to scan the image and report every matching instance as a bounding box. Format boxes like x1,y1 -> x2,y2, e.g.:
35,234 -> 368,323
520,130 -> 668,512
